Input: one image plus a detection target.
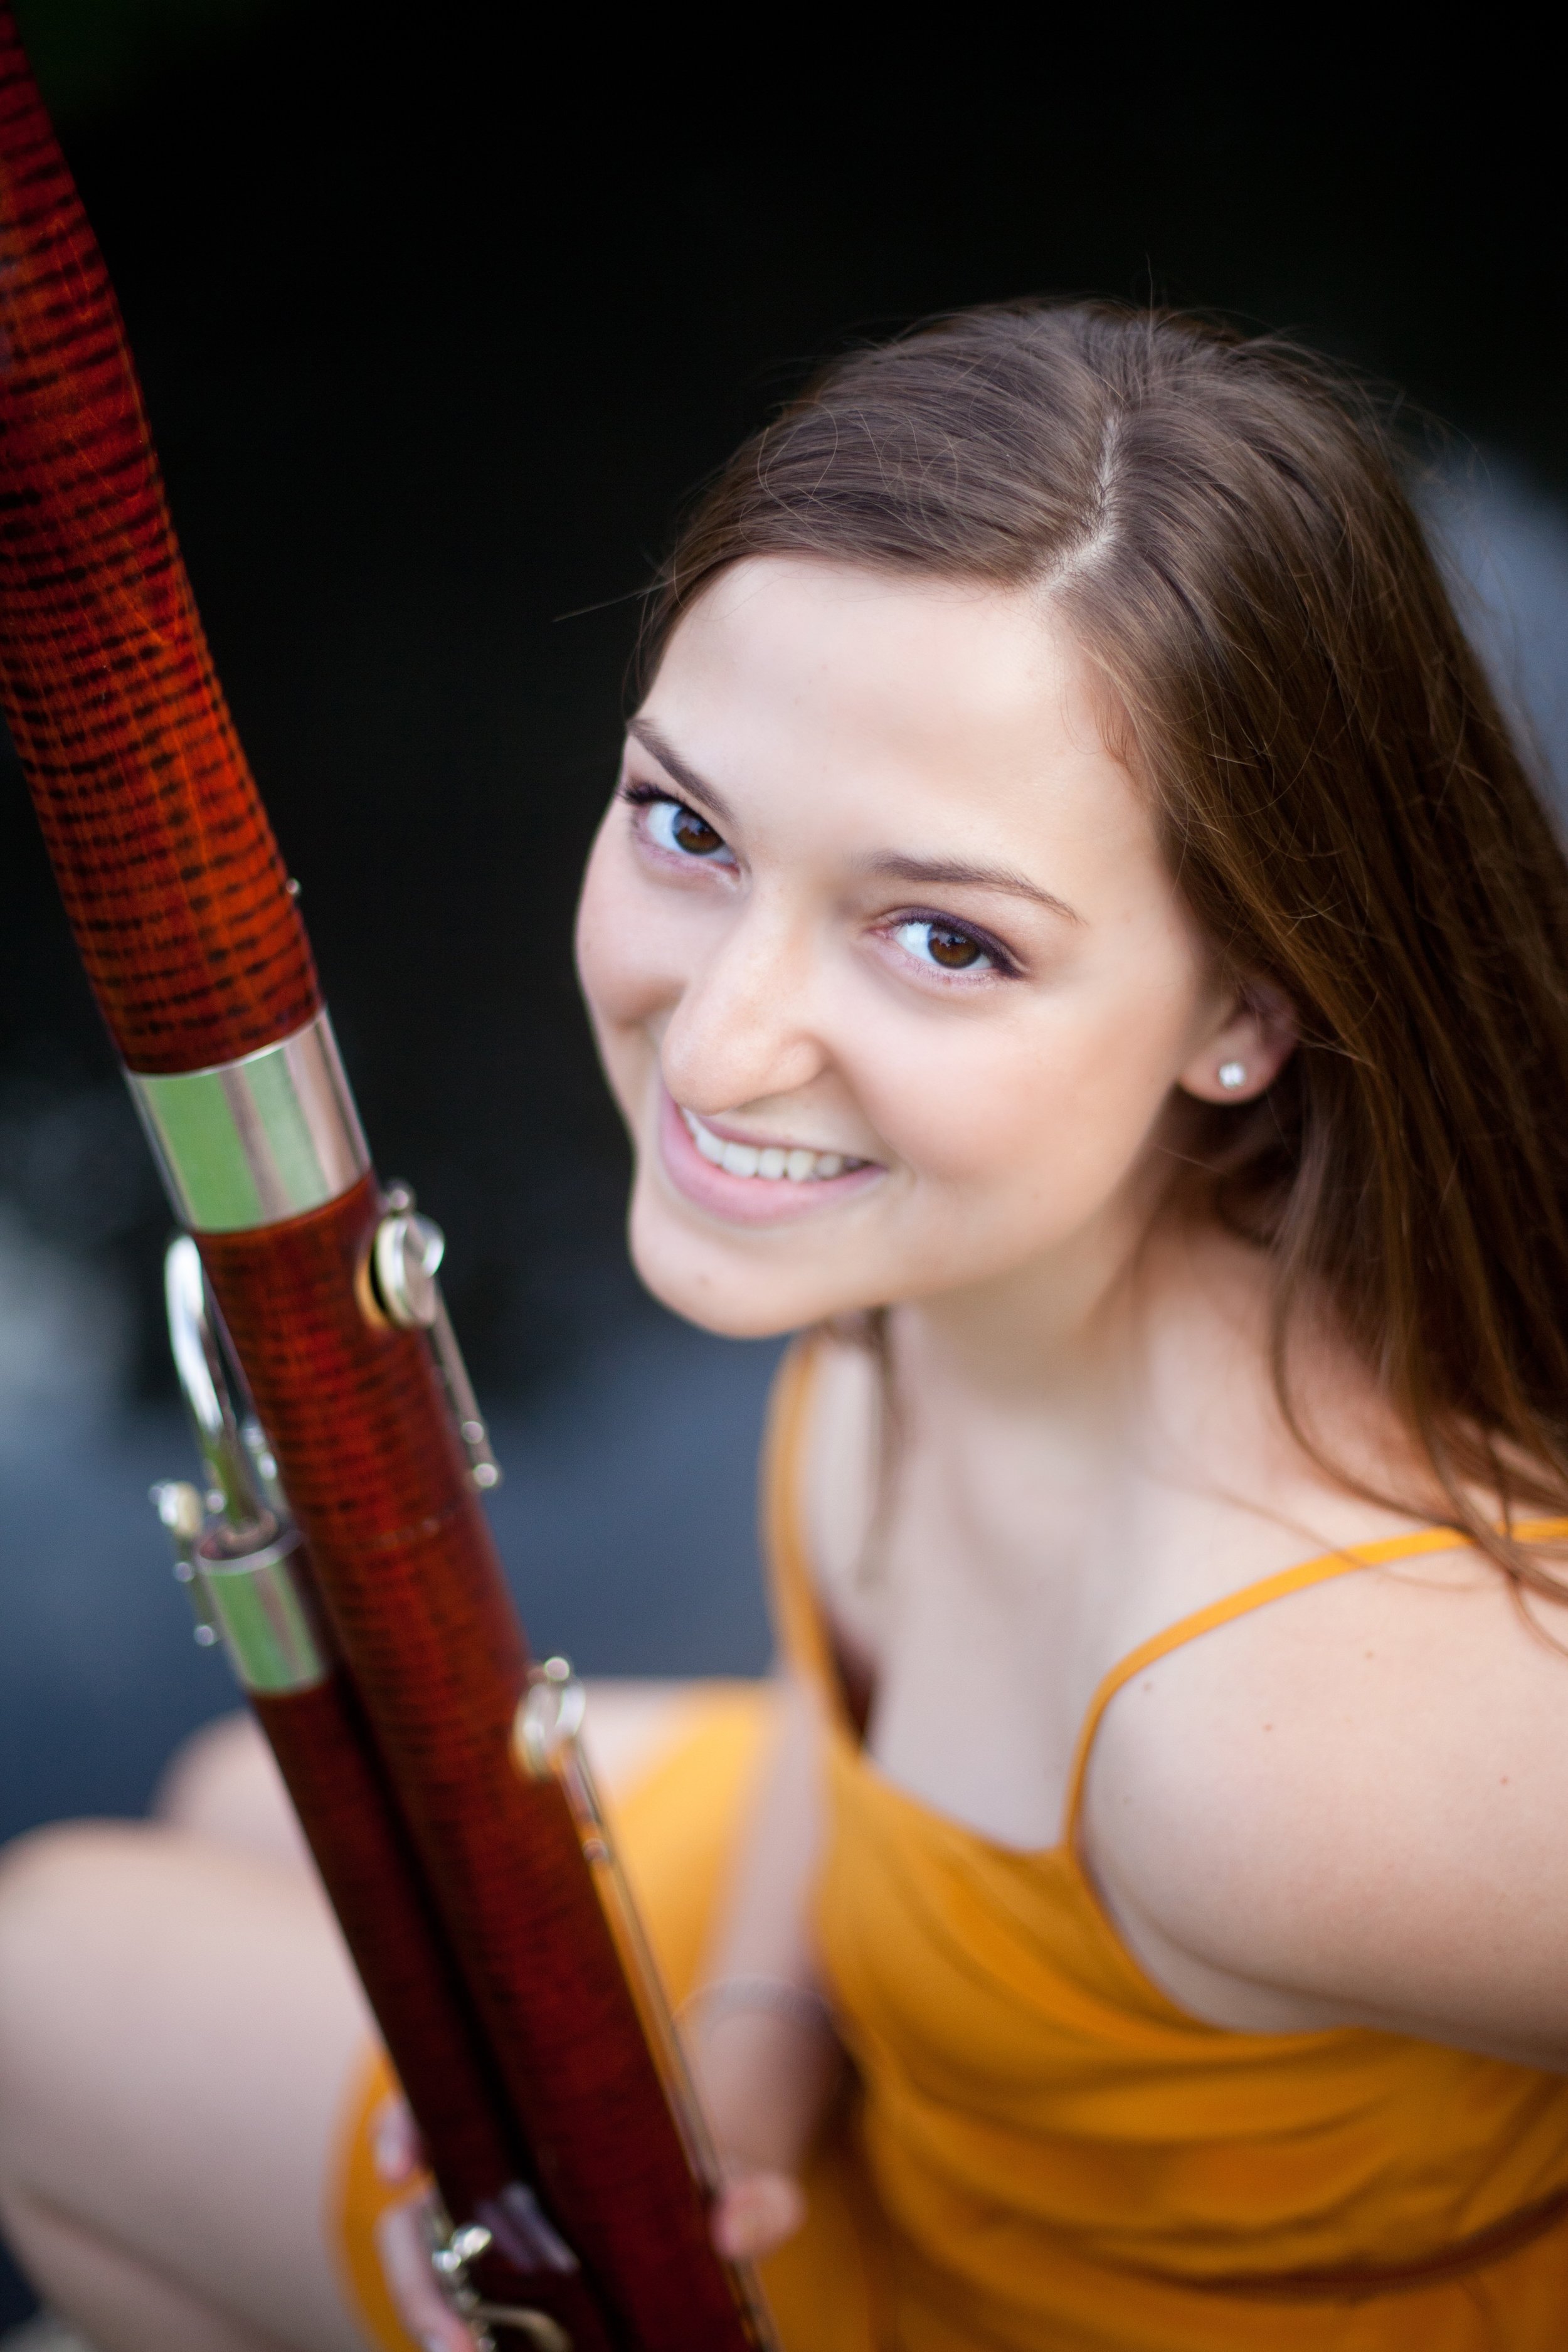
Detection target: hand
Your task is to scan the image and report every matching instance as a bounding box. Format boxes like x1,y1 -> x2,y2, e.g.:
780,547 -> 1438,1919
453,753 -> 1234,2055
372,2089 -> 807,2340
710,2165 -> 807,2262
370,2095 -> 479,2352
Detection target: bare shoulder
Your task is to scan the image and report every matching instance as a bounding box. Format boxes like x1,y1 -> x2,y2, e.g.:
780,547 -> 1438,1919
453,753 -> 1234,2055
1084,1542 -> 1568,2064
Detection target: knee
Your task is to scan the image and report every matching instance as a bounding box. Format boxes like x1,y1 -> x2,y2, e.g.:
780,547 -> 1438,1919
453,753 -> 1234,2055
0,1818 -> 124,1979
153,1708 -> 250,1822
0,1823 -> 147,2119
154,1710 -> 305,1864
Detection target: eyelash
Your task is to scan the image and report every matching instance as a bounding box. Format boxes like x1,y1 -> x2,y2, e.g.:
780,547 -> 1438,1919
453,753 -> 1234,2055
619,780 -> 1022,980
882,909 -> 1021,982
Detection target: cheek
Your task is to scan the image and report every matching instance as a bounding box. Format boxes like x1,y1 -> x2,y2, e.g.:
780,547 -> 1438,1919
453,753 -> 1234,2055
573,824 -> 618,1010
575,827 -> 673,1037
849,959 -> 1205,1204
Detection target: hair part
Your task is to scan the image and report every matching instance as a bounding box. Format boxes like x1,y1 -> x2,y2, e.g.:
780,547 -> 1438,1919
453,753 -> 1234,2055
640,301 -> 1568,1593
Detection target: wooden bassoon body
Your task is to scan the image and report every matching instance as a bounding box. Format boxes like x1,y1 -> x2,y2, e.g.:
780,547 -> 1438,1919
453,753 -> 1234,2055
0,18 -> 771,2349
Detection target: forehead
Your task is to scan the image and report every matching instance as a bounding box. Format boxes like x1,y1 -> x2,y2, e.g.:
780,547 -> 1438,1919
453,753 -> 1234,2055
642,556 -> 1147,861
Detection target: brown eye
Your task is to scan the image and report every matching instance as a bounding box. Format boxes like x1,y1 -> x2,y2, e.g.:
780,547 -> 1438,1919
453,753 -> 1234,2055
891,917 -> 997,975
640,794 -> 732,860
928,924 -> 982,968
671,805 -> 725,856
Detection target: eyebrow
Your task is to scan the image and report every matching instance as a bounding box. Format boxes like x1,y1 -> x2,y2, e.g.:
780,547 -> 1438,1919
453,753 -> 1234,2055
862,854 -> 1083,924
627,716 -> 1082,925
627,718 -> 738,829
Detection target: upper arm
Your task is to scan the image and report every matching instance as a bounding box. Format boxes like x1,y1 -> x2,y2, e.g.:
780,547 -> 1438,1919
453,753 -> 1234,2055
701,1671 -> 830,1986
800,1334 -> 884,1671
1083,1563 -> 1568,2066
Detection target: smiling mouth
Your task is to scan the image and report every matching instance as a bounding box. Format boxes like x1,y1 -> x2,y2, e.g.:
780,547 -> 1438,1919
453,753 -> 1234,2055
680,1106 -> 871,1185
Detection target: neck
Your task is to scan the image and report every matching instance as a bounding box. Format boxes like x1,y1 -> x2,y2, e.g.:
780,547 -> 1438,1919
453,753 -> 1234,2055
894,1166 -> 1178,1420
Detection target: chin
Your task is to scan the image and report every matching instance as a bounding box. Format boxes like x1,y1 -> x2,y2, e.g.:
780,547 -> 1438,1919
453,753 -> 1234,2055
626,1190 -> 856,1340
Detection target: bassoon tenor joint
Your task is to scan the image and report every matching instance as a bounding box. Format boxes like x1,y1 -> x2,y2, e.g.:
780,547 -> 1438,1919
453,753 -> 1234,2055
517,1661 -> 713,2165
516,1671 -> 782,2351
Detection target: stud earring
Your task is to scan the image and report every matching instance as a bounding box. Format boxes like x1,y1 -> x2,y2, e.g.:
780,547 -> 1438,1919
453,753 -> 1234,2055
1217,1061 -> 1247,1091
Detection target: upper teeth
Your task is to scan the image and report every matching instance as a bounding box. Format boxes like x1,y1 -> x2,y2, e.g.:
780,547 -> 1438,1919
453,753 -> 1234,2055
681,1108 -> 861,1182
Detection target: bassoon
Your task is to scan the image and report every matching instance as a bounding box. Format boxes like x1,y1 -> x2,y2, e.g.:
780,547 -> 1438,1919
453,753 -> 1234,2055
0,19 -> 774,2350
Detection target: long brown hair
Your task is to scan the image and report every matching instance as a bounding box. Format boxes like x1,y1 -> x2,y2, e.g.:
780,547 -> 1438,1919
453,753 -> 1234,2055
639,302 -> 1568,1589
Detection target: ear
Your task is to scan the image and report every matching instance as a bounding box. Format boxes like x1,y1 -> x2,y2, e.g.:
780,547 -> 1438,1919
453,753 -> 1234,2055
1177,981 -> 1298,1105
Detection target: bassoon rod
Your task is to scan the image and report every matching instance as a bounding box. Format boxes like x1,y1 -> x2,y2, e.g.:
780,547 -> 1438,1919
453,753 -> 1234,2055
0,19 -> 771,2349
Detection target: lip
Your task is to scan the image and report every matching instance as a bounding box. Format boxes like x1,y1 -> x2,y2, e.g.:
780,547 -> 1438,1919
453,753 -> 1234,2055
655,1088 -> 884,1227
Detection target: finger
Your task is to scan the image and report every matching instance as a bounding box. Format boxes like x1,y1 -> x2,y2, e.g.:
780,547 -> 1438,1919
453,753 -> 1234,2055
375,2191 -> 478,2352
371,2093 -> 423,2184
711,2170 -> 808,2261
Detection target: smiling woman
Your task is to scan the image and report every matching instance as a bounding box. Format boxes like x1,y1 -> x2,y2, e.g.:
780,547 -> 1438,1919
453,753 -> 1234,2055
566,303 -> 1568,2352
580,560 -> 1281,1337
9,301 -> 1568,2352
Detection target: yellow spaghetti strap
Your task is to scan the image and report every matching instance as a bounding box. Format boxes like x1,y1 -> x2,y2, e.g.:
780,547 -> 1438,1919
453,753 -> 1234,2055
762,1338 -> 1568,1823
1062,1515 -> 1568,1837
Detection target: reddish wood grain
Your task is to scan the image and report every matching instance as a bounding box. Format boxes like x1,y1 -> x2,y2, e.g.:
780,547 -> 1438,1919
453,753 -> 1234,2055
0,14 -> 765,2347
204,1183 -> 753,2348
255,1669 -> 521,2212
255,1668 -> 615,2351
0,9 -> 317,1073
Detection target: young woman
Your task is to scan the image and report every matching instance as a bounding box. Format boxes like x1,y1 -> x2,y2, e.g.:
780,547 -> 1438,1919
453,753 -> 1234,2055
6,300 -> 1568,2352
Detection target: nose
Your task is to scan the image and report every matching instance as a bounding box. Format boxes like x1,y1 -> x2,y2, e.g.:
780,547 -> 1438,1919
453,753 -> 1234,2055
659,894 -> 829,1116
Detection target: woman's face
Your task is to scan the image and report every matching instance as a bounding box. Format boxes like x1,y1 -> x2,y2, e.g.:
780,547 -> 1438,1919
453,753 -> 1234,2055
576,557 -> 1279,1339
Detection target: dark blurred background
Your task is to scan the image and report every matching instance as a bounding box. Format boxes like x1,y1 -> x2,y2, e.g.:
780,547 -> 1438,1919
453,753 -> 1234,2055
1,1 -> 1565,2327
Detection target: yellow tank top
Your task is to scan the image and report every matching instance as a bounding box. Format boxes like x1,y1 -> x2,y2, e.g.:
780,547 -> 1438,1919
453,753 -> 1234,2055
763,1338 -> 1568,2351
